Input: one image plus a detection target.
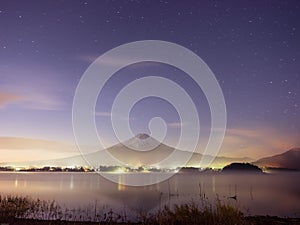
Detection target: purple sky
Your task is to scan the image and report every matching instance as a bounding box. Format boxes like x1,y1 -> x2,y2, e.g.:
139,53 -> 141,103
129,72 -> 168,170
0,0 -> 299,162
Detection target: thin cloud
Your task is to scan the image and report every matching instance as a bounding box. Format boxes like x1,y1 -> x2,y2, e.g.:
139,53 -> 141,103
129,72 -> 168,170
22,93 -> 65,111
78,54 -> 135,67
0,137 -> 76,152
167,122 -> 187,128
94,111 -> 135,121
218,127 -> 299,159
0,137 -> 78,162
0,92 -> 24,108
78,54 -> 158,68
0,67 -> 67,111
94,111 -> 112,117
0,92 -> 64,111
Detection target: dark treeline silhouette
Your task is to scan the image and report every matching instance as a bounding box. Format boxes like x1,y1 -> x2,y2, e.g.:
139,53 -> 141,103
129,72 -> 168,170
222,163 -> 262,173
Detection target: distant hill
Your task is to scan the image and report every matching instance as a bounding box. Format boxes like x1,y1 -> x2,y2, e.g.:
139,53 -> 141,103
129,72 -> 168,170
254,148 -> 300,170
0,133 -> 252,169
222,163 -> 262,173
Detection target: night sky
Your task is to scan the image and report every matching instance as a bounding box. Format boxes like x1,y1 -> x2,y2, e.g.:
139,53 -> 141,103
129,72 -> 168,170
0,0 -> 299,162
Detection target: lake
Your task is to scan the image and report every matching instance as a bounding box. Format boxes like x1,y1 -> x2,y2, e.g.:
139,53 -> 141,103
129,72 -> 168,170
0,171 -> 299,219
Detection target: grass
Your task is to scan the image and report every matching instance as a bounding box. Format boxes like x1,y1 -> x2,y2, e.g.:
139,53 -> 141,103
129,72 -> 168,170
145,198 -> 248,225
0,195 -> 62,221
0,195 -> 300,225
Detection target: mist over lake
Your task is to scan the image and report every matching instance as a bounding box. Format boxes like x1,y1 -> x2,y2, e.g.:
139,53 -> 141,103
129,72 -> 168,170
1,171 -> 299,218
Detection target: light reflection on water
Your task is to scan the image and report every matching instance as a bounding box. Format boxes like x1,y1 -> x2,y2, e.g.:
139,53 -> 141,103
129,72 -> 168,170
0,171 -> 299,217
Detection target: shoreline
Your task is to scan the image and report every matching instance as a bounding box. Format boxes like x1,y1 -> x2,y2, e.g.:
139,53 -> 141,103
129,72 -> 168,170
1,216 -> 300,225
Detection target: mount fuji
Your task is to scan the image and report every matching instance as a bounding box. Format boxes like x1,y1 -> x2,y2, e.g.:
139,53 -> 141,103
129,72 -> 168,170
1,134 -> 252,169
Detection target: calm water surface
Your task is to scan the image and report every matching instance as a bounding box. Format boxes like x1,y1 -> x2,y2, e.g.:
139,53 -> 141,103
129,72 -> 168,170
0,172 -> 299,217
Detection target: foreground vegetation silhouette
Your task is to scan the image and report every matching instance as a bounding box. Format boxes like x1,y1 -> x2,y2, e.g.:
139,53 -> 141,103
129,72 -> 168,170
1,195 -> 300,225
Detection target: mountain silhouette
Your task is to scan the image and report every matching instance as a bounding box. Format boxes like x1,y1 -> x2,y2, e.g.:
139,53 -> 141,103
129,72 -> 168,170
1,133 -> 252,169
254,148 -> 300,170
